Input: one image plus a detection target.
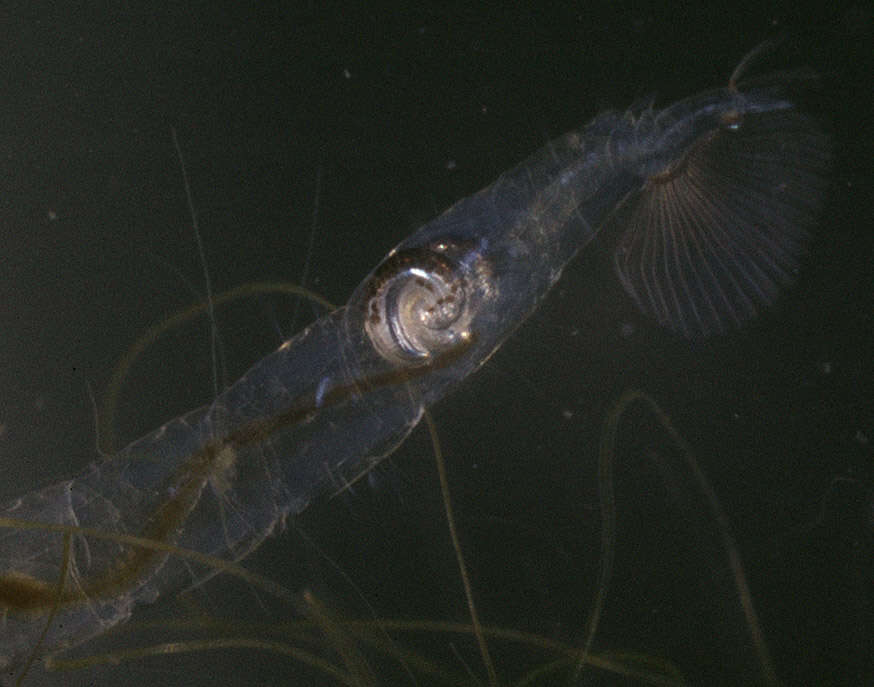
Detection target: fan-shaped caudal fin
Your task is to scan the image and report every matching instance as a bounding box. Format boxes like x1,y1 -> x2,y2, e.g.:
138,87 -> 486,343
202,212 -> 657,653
613,108 -> 830,337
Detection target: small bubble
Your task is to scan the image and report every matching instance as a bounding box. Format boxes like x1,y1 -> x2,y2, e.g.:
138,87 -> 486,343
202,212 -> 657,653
620,321 -> 636,338
854,430 -> 869,445
818,361 -> 832,375
562,409 -> 573,420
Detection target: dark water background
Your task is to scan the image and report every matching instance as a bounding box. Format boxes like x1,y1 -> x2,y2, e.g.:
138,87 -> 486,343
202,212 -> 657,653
1,3 -> 871,685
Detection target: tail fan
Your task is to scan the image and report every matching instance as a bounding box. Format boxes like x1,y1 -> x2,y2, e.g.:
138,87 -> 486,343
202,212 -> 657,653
613,108 -> 831,337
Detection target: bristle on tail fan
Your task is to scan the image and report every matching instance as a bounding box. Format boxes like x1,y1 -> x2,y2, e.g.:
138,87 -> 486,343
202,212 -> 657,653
612,52 -> 831,338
